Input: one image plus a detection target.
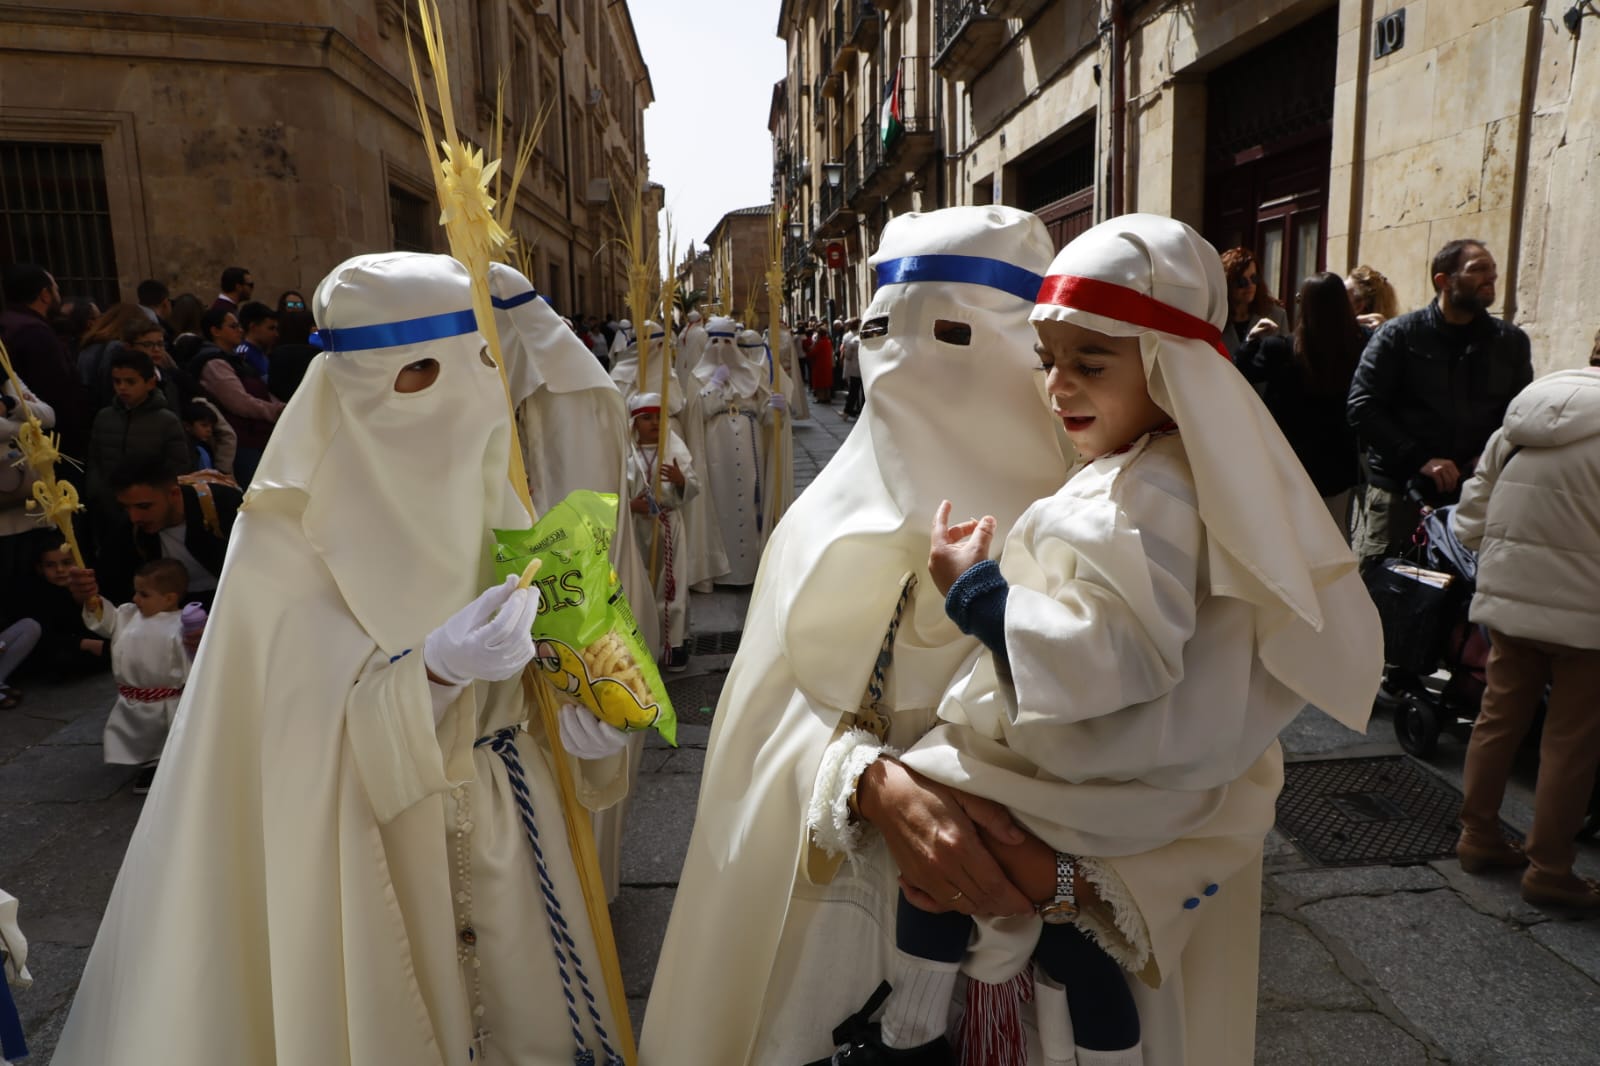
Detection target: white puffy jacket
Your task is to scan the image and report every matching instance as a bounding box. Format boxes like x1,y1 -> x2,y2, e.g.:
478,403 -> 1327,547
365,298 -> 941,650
1452,368 -> 1600,649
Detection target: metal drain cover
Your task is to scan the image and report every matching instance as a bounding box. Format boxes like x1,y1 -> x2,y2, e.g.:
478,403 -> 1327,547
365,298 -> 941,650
1275,755 -> 1508,867
686,630 -> 742,656
664,672 -> 727,717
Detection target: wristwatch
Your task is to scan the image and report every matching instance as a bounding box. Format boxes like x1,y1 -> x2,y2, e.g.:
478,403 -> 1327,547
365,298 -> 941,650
1037,852 -> 1079,924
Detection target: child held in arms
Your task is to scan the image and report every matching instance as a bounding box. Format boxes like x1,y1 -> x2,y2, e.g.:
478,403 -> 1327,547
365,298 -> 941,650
833,215 -> 1380,1066
627,392 -> 699,671
83,558 -> 201,794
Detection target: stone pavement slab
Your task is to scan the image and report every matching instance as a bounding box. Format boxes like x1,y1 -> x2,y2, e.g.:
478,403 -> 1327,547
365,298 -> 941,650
1303,890 -> 1600,1065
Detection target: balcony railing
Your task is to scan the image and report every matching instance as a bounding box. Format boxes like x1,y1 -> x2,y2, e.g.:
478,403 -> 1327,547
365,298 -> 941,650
934,0 -> 1007,80
845,0 -> 880,51
859,117 -> 882,192
819,181 -> 844,225
843,137 -> 861,200
856,56 -> 938,200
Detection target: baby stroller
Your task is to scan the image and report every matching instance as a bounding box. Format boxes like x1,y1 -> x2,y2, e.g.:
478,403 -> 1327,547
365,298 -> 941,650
1365,503 -> 1489,759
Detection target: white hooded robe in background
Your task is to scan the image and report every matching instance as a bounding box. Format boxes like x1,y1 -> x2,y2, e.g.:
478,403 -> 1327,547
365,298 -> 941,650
677,312 -> 707,398
770,323 -> 811,420
53,253 -> 629,1066
641,207 -> 1071,1065
693,319 -> 772,586
613,322 -> 730,592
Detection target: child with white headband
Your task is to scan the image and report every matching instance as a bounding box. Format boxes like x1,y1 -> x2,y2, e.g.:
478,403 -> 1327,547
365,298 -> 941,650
628,391 -> 700,669
863,215 -> 1383,1066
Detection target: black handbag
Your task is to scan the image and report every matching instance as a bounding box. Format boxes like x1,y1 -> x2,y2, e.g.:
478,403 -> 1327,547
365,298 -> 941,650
1363,557 -> 1462,674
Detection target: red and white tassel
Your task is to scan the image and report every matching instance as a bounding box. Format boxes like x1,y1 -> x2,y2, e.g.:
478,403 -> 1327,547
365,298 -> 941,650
957,970 -> 1035,1066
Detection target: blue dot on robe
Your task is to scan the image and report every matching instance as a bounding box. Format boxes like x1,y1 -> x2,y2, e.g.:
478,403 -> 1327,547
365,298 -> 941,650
1204,883 -> 1219,896
1183,897 -> 1200,910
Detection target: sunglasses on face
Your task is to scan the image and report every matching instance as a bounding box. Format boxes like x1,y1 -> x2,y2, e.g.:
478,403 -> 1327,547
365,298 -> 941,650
285,300 -> 305,310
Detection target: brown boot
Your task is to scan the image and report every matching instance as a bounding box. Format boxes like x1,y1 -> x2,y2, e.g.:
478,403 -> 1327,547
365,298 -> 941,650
1455,833 -> 1529,874
1520,870 -> 1600,910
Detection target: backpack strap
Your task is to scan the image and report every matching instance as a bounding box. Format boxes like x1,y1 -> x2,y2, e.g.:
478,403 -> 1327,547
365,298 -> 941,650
191,481 -> 222,539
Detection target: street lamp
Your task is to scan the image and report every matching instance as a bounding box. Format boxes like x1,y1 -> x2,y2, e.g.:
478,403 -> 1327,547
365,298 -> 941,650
822,162 -> 845,189
788,220 -> 804,241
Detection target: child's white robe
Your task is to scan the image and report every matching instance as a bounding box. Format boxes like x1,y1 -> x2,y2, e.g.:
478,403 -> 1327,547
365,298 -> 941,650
85,603 -> 188,766
52,498 -> 629,1066
628,431 -> 699,650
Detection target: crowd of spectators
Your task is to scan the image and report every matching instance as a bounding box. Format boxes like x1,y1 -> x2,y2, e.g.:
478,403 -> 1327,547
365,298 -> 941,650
0,262 -> 264,709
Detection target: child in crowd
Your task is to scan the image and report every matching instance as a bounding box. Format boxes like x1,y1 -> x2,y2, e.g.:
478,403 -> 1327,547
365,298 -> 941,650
823,216 -> 1380,1065
86,349 -> 190,515
13,540 -> 108,682
181,400 -> 219,472
83,558 -> 201,794
627,392 -> 699,671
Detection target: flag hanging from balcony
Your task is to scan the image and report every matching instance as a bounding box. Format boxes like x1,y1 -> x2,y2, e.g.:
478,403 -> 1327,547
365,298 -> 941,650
881,63 -> 904,148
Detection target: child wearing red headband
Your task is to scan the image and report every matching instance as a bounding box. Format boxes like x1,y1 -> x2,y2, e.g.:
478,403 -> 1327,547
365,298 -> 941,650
874,215 -> 1381,1066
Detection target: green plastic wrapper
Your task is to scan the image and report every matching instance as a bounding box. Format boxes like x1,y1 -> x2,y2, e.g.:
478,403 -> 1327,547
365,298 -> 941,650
494,490 -> 677,746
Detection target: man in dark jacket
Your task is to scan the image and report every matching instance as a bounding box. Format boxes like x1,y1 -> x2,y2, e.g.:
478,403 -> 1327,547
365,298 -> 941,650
1346,239 -> 1532,563
0,263 -> 90,456
73,455 -> 241,609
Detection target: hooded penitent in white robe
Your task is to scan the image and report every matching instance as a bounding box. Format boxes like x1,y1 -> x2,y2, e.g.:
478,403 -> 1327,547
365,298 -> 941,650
769,323 -> 811,420
490,263 -> 654,901
613,322 -> 730,592
84,602 -> 189,765
640,206 -> 1072,1065
677,313 -> 707,398
608,318 -> 633,362
898,215 -> 1381,1064
53,253 -> 629,1066
626,398 -> 699,652
693,319 -> 773,585
746,329 -> 796,538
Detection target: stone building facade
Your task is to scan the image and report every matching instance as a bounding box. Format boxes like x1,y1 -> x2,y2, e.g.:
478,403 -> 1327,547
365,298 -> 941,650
775,0 -> 1599,374
704,203 -> 775,327
0,0 -> 654,320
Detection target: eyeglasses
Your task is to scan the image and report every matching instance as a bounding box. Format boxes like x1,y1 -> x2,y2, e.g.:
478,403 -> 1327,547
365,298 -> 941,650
1232,274 -> 1257,289
133,340 -> 166,352
284,300 -> 305,310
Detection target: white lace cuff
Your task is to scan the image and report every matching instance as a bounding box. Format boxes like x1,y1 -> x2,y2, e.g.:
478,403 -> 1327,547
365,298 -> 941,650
1074,858 -> 1154,978
806,728 -> 897,862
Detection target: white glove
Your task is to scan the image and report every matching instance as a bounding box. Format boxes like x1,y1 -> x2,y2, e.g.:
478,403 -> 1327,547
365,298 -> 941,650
558,703 -> 631,760
423,575 -> 542,687
767,392 -> 787,411
709,364 -> 731,388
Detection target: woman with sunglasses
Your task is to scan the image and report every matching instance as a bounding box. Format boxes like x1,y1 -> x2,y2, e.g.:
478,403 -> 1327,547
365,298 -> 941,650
1219,247 -> 1288,362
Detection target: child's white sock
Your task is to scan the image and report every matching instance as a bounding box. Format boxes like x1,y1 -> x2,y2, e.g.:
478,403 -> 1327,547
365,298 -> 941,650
880,950 -> 960,1049
1074,1044 -> 1144,1065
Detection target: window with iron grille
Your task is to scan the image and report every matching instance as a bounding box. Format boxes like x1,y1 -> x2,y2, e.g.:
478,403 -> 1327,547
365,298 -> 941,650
0,140 -> 119,309
390,184 -> 432,253
1015,127 -> 1094,213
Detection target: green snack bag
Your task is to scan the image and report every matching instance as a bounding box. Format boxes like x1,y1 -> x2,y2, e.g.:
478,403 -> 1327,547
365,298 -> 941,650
494,489 -> 677,746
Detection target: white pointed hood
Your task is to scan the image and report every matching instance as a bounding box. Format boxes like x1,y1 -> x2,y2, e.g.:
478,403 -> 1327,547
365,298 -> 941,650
250,251 -> 526,654
1030,213 -> 1381,729
766,206 -> 1070,711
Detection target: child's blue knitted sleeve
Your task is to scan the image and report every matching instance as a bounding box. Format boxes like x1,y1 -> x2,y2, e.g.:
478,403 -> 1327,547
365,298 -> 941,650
943,560 -> 1010,669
